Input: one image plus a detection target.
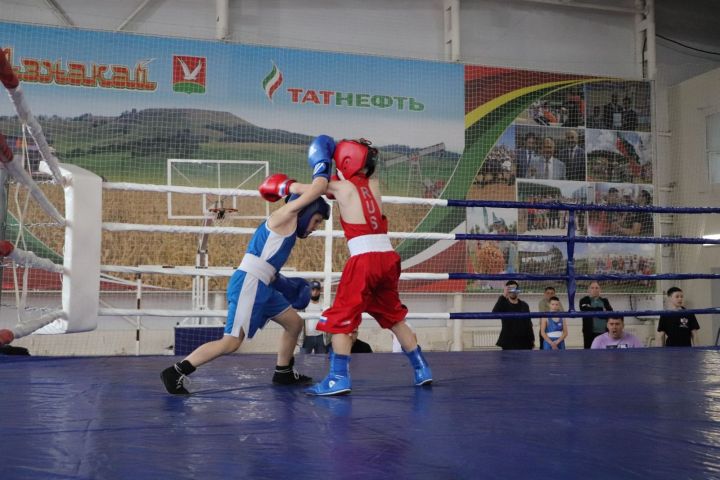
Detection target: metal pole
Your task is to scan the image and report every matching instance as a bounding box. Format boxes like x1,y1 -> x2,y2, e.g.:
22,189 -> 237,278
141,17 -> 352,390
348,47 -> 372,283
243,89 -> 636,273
116,0 -> 152,31
451,293 -> 463,351
644,0 -> 656,80
634,0 -> 645,79
216,0 -> 230,40
566,209 -> 577,311
135,273 -> 142,356
323,202 -> 334,309
443,0 -> 460,62
0,168 -> 8,310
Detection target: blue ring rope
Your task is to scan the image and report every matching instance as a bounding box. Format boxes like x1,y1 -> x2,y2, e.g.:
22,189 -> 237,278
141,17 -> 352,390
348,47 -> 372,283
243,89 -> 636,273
426,198 -> 720,316
445,199 -> 720,214
446,273 -> 720,281
453,233 -> 720,245
448,307 -> 720,320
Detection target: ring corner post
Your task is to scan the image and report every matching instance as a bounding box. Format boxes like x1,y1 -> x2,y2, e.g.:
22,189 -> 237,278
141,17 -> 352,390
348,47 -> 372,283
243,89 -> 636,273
61,164 -> 102,333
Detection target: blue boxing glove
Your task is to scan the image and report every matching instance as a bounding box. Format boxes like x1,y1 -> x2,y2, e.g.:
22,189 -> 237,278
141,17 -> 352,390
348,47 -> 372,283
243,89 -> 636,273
307,135 -> 335,180
273,273 -> 311,310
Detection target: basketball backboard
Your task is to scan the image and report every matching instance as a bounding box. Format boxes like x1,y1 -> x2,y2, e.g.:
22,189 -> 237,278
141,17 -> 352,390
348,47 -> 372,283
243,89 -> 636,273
167,159 -> 269,220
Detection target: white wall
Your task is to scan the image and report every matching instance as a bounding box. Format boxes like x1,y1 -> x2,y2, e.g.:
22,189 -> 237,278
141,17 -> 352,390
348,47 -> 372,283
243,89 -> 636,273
654,41 -> 720,201
1,2 -> 714,87
651,39 -> 720,346
0,0 -> 639,75
460,0 -> 637,76
665,67 -> 720,345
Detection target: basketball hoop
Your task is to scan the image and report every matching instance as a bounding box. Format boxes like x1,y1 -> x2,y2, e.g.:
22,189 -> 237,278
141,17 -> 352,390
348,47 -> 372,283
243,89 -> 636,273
206,198 -> 238,225
207,206 -> 238,226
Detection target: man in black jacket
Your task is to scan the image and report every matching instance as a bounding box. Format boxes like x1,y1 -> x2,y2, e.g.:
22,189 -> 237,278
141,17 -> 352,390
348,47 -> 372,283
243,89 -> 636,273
579,281 -> 613,349
0,345 -> 30,355
350,328 -> 373,353
494,280 -> 534,350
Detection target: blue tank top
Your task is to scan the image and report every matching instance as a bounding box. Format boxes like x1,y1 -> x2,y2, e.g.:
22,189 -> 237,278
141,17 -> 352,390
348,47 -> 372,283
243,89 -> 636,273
245,220 -> 297,271
543,316 -> 566,350
545,317 -> 564,337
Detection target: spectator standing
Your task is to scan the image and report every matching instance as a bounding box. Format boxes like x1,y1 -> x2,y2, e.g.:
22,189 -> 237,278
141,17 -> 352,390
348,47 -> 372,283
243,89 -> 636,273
538,286 -> 565,349
538,286 -> 565,312
579,281 -> 613,349
301,280 -> 328,354
494,281 -> 534,350
656,287 -> 700,347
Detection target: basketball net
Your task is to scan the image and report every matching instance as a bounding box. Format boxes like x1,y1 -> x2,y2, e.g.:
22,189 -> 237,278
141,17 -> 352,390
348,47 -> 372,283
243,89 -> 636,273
207,200 -> 238,228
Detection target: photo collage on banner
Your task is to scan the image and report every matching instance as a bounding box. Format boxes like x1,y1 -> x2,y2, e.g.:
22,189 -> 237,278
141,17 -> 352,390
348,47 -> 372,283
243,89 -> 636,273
464,70 -> 654,293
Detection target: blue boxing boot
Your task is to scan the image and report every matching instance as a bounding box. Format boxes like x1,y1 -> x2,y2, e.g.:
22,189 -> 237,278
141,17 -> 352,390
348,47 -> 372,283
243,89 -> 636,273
405,346 -> 433,386
305,352 -> 352,396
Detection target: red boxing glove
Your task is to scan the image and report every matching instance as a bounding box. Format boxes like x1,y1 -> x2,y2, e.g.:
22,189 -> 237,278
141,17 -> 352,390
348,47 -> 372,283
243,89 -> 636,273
0,133 -> 13,164
0,328 -> 14,346
259,173 -> 296,202
0,240 -> 14,257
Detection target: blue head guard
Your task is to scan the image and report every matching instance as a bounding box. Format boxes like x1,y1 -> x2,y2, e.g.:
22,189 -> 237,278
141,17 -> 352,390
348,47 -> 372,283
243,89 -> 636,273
285,194 -> 330,238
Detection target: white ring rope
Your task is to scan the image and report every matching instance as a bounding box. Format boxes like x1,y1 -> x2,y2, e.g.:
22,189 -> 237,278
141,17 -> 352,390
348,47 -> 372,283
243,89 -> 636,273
3,244 -> 64,274
103,181 -> 448,206
4,85 -> 65,184
2,153 -> 65,225
104,182 -> 257,198
97,182 -> 462,295
12,310 -> 67,337
103,222 -> 257,235
1,49 -> 64,183
102,265 -> 235,276
102,222 -> 454,240
100,264 -> 449,281
97,307 -> 447,320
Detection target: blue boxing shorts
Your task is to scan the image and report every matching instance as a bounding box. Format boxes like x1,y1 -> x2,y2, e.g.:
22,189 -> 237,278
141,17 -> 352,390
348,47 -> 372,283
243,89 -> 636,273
225,269 -> 291,339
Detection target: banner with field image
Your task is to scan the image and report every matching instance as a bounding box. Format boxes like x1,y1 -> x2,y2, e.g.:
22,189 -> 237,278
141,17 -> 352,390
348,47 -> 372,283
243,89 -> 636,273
0,22 -> 653,294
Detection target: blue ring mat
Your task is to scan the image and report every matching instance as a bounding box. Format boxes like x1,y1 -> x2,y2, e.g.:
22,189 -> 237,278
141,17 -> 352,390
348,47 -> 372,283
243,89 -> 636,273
2,348 -> 720,479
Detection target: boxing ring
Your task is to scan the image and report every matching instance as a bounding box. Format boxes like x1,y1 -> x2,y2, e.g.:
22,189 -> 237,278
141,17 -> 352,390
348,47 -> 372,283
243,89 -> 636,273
3,183 -> 720,479
3,349 -> 720,479
2,52 -> 720,479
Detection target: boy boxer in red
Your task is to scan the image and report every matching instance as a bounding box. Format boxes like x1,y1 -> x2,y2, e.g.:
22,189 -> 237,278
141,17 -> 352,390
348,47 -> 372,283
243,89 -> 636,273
290,136 -> 432,396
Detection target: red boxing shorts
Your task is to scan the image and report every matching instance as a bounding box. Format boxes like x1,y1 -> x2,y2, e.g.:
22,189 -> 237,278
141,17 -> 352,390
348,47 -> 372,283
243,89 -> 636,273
317,250 -> 407,334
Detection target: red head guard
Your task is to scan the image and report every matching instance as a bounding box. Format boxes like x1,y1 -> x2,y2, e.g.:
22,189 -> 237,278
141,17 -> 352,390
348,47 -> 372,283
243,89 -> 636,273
333,139 -> 377,179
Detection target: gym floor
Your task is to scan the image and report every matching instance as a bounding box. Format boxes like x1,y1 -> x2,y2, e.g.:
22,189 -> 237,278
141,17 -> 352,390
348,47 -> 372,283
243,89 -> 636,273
2,349 -> 719,479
